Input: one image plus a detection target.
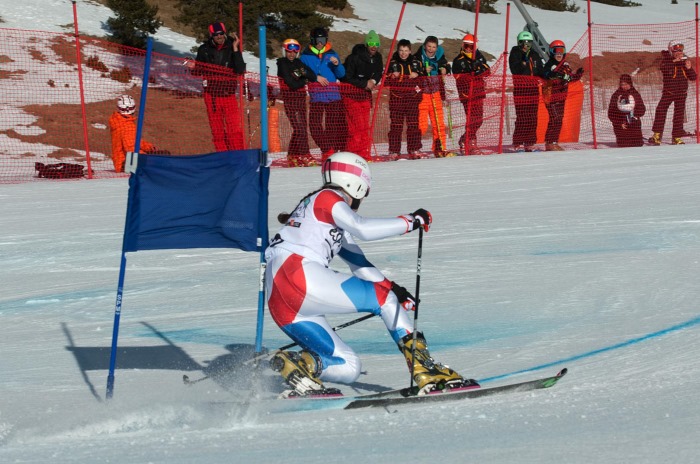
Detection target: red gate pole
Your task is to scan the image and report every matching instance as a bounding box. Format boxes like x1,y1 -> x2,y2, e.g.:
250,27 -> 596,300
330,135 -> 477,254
72,1 -> 93,178
238,2 -> 247,148
586,0 -> 597,149
497,3 -> 511,154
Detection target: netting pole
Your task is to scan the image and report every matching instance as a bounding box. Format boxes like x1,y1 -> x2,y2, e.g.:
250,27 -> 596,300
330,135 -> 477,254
239,2 -> 247,149
463,0 -> 482,153
72,1 -> 93,179
255,25 -> 270,354
369,1 -> 407,157
586,0 -> 597,149
695,3 -> 699,143
498,3 -> 511,154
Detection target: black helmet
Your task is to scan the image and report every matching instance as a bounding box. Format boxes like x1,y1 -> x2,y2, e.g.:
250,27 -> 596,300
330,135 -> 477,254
310,27 -> 328,45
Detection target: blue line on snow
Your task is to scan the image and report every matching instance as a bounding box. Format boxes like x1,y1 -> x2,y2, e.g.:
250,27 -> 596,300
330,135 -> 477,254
479,314 -> 700,384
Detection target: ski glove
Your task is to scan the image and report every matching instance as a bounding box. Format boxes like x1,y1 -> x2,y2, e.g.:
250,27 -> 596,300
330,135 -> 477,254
391,281 -> 418,311
410,208 -> 432,232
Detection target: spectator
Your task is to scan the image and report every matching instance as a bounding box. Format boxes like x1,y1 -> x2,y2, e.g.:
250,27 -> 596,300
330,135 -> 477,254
608,74 -> 646,148
277,38 -> 317,167
385,39 -> 422,157
542,40 -> 583,151
342,30 -> 384,161
416,36 -> 450,157
108,95 -> 159,173
187,22 -> 246,152
452,34 -> 490,155
649,40 -> 697,145
508,31 -> 546,152
300,27 -> 347,162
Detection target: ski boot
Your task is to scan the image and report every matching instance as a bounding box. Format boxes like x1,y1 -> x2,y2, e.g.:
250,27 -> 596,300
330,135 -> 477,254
467,140 -> 484,156
648,132 -> 662,145
672,137 -> 685,145
399,332 -> 479,395
269,350 -> 342,398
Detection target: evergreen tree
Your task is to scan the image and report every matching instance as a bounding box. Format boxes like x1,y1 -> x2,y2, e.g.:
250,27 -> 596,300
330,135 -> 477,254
175,0 -> 344,57
106,0 -> 163,49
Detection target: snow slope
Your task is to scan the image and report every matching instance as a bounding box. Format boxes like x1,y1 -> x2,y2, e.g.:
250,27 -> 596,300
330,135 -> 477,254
1,145 -> 700,463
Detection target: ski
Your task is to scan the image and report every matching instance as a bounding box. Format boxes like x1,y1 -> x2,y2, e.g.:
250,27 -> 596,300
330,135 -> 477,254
344,367 -> 567,410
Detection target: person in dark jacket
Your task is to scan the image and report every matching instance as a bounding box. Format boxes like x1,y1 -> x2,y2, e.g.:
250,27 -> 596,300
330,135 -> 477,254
187,22 -> 246,152
277,38 -> 317,167
649,40 -> 697,145
452,34 -> 490,155
542,40 -> 583,151
342,30 -> 384,161
300,27 -> 347,161
608,74 -> 646,148
385,39 -> 423,157
508,31 -> 546,152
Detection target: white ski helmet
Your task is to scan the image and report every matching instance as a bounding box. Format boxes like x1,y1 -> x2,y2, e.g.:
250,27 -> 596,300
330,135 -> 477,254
117,95 -> 136,115
322,151 -> 371,200
668,40 -> 684,53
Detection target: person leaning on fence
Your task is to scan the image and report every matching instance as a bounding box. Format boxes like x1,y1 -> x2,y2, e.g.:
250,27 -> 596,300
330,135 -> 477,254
416,36 -> 450,157
385,39 -> 423,157
277,38 -> 318,167
108,95 -> 162,173
452,33 -> 490,156
186,22 -> 246,152
300,27 -> 347,162
649,40 -> 697,146
508,31 -> 546,153
342,30 -> 384,161
608,74 -> 646,148
542,40 -> 583,152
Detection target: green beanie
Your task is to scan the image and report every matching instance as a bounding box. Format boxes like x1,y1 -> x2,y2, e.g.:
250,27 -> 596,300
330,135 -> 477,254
366,30 -> 380,46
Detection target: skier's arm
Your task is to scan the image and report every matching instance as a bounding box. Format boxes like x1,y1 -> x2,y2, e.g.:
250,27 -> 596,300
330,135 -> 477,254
331,200 -> 429,240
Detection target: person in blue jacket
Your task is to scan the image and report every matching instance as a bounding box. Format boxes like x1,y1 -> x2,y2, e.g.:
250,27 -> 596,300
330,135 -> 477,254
300,27 -> 347,161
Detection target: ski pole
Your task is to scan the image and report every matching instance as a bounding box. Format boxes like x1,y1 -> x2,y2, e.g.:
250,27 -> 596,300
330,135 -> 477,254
409,227 -> 424,392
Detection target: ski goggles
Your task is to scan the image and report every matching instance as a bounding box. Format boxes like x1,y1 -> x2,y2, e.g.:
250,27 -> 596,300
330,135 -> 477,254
367,41 -> 380,47
462,42 -> 475,49
284,42 -> 301,52
552,46 -> 566,55
519,40 -> 532,48
671,43 -> 684,52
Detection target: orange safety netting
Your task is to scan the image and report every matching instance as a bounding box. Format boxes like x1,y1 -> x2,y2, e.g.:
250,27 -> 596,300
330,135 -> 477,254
1,18 -> 697,183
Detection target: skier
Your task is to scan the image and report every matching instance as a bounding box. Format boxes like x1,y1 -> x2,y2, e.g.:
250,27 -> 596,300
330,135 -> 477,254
265,151 -> 478,398
108,95 -> 161,172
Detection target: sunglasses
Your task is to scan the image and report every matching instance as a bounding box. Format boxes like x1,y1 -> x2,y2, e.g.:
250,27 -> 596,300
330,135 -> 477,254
367,41 -> 380,47
212,31 -> 226,37
284,43 -> 301,52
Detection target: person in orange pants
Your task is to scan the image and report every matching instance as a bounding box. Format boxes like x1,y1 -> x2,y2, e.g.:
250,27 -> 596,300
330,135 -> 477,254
108,95 -> 159,173
415,36 -> 449,156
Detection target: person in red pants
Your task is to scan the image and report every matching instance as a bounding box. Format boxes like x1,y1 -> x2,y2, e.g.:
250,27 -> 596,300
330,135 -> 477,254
187,22 -> 246,152
342,30 -> 384,161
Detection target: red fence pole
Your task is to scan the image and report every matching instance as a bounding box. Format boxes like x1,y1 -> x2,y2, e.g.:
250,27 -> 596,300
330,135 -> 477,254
239,2 -> 247,148
498,3 -> 510,154
695,2 -> 699,143
586,0 -> 597,149
369,0 -> 407,157
463,0 -> 482,153
72,1 -> 93,178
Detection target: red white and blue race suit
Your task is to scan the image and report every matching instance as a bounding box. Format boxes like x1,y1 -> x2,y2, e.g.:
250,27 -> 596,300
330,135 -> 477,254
265,189 -> 413,384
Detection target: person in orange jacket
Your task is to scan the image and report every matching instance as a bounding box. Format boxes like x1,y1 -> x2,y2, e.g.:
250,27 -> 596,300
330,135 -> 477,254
108,95 -> 158,172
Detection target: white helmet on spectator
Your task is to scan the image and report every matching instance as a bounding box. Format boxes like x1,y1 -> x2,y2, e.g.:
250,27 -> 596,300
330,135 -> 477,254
117,95 -> 136,115
668,40 -> 684,53
322,151 -> 371,203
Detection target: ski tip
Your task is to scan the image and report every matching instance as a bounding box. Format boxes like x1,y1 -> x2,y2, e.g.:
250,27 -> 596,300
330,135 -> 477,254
558,367 -> 568,377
